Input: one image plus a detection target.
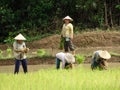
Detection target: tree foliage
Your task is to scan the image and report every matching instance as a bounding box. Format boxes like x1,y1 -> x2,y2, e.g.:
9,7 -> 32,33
0,0 -> 120,43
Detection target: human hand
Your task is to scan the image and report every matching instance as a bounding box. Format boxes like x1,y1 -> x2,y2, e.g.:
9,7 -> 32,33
24,48 -> 29,53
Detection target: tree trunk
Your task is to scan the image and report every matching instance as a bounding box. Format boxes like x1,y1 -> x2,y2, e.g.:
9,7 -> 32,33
109,7 -> 113,28
109,0 -> 113,28
117,0 -> 120,25
104,0 -> 109,29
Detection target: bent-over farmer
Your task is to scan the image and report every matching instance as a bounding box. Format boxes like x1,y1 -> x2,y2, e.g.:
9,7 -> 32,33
56,52 -> 75,69
13,33 -> 29,74
60,16 -> 75,55
91,50 -> 111,70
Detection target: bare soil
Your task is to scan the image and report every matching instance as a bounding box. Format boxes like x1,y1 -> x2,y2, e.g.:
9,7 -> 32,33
27,31 -> 120,49
1,31 -> 120,49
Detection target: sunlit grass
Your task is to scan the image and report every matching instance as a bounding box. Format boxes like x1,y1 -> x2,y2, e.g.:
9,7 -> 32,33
0,67 -> 120,90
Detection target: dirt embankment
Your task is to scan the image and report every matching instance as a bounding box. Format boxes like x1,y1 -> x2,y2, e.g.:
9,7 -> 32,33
27,31 -> 120,49
0,31 -> 120,49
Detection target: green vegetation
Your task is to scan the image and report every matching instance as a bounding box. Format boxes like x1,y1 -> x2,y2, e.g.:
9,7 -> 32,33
110,52 -> 120,57
37,49 -> 46,57
0,49 -> 3,59
6,48 -> 12,58
0,67 -> 120,90
75,54 -> 85,64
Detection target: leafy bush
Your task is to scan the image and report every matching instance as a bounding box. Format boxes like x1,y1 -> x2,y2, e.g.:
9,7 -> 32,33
75,54 -> 85,64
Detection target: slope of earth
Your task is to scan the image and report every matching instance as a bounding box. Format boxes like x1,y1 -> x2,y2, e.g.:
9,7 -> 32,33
27,31 -> 120,49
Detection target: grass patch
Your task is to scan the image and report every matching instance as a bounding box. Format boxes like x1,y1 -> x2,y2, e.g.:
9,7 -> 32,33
110,52 -> 120,57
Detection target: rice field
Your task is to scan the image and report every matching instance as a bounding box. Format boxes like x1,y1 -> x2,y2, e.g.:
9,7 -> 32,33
0,65 -> 120,90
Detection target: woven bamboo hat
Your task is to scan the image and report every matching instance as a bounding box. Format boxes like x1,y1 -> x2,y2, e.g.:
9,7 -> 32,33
99,50 -> 111,59
14,33 -> 26,40
63,16 -> 73,21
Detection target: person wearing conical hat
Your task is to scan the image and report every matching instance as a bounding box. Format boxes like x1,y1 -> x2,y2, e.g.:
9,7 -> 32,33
13,33 -> 29,74
60,16 -> 75,55
56,52 -> 75,69
91,50 -> 111,70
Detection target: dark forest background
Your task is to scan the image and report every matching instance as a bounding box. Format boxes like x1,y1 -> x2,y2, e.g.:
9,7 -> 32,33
0,0 -> 120,43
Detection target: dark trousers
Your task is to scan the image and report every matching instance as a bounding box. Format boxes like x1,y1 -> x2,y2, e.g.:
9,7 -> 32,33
64,38 -> 74,52
14,59 -> 28,74
56,58 -> 61,69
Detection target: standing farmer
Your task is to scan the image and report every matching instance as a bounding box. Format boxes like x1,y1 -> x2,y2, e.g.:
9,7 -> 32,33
60,16 -> 75,55
13,33 -> 29,74
91,50 -> 111,70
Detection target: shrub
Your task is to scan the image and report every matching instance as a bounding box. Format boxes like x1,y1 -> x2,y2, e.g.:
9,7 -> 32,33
75,54 -> 85,64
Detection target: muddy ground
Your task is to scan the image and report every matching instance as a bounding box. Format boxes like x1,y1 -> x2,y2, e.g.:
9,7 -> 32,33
1,63 -> 120,73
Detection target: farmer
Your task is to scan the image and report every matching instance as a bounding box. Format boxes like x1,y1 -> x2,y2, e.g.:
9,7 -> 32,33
13,33 -> 29,74
56,52 -> 75,69
91,50 -> 111,70
60,16 -> 75,55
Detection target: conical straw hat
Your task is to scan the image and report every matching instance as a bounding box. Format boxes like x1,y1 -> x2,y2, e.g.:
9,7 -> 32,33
63,16 -> 73,21
99,50 -> 111,59
14,33 -> 26,40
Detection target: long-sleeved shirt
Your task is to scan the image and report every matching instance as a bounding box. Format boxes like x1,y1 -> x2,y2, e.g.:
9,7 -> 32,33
13,41 -> 27,60
61,23 -> 73,38
56,52 -> 75,69
56,52 -> 66,69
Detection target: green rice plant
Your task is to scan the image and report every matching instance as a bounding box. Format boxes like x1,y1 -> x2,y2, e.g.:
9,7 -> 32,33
110,52 -> 120,57
0,67 -> 120,90
6,48 -> 12,58
37,49 -> 46,57
0,49 -> 3,59
75,54 -> 85,64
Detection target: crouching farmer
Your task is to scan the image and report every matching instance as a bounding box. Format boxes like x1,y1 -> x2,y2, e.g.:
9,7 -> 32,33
56,52 -> 75,69
91,50 -> 111,70
13,33 -> 29,74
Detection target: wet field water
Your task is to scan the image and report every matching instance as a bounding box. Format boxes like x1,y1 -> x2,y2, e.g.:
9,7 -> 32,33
0,63 -> 120,73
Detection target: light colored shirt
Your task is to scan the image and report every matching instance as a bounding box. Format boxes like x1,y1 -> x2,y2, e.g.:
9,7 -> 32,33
61,23 -> 73,38
56,52 -> 66,69
13,41 -> 27,60
65,53 -> 75,63
56,52 -> 75,69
